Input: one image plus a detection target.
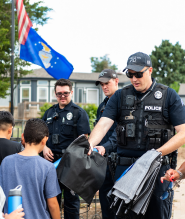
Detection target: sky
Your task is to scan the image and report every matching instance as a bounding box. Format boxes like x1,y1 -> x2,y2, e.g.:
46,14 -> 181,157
29,0 -> 185,73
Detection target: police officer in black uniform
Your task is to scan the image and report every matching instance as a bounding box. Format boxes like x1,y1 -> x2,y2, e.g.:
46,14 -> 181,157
88,52 -> 185,219
42,78 -> 91,219
95,69 -> 118,219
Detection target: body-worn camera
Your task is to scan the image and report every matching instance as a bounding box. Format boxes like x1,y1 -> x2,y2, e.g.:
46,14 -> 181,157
126,123 -> 135,137
126,95 -> 135,107
52,134 -> 59,144
52,112 -> 59,120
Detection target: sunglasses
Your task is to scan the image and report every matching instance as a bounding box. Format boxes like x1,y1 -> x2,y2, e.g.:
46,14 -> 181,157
126,67 -> 149,78
56,91 -> 71,97
160,180 -> 181,200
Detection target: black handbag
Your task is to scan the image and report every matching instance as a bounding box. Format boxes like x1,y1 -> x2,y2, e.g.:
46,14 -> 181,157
56,135 -> 107,204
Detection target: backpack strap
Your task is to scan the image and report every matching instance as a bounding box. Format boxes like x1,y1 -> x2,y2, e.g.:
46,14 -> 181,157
73,107 -> 79,139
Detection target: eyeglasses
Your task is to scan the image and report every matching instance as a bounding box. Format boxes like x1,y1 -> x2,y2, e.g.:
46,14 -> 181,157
126,67 -> 149,79
160,180 -> 181,200
56,92 -> 71,97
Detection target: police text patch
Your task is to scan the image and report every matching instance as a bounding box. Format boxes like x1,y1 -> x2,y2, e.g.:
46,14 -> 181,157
144,106 -> 162,112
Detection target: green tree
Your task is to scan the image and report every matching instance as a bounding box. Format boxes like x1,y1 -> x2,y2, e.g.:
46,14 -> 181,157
0,0 -> 52,98
90,54 -> 118,72
150,40 -> 185,89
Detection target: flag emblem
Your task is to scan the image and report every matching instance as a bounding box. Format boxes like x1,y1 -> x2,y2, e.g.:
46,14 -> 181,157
39,42 -> 52,69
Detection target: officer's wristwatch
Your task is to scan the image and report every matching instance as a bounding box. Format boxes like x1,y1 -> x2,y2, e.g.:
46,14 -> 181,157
176,170 -> 184,180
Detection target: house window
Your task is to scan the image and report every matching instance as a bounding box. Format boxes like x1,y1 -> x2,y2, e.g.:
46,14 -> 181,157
21,88 -> 30,102
77,88 -> 83,103
50,87 -> 56,102
20,80 -> 31,85
37,87 -> 48,103
20,87 -> 31,109
86,89 -> 99,105
37,80 -> 48,86
50,80 -> 57,86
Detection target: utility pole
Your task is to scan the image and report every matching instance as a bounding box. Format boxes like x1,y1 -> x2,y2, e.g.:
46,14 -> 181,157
11,0 -> 15,115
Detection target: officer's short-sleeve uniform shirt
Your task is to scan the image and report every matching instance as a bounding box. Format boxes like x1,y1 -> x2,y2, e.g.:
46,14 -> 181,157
97,97 -> 117,153
102,79 -> 185,156
42,101 -> 91,153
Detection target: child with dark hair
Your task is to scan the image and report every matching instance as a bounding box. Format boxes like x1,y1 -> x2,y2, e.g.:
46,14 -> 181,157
0,118 -> 61,219
0,111 -> 22,165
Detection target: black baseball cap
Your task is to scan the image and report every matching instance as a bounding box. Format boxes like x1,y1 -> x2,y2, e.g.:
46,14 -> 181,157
123,52 -> 152,72
96,69 -> 118,86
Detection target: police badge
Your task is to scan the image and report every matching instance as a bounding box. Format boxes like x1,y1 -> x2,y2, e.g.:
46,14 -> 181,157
66,112 -> 73,120
154,91 -> 162,100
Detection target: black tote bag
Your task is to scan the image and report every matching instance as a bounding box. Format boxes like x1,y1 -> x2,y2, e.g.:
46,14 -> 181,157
56,135 -> 107,204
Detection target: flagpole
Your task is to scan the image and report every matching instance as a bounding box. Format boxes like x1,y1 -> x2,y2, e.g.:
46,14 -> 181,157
11,0 -> 15,115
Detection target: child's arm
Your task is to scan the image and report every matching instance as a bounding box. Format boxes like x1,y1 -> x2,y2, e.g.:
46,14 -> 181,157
47,197 -> 60,219
4,208 -> 25,219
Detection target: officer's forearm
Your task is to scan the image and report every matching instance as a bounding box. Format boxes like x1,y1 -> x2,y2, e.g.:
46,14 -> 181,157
157,124 -> 185,156
88,117 -> 114,148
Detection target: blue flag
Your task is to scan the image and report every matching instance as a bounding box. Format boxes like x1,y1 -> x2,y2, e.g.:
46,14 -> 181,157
20,27 -> 74,79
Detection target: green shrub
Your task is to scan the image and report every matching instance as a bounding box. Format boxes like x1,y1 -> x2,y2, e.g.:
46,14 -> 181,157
39,103 -> 53,119
78,104 -> 98,130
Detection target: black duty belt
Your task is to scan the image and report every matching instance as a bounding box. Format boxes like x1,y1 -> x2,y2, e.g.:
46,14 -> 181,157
116,156 -> 138,166
53,149 -> 66,162
117,155 -> 170,166
52,149 -> 66,155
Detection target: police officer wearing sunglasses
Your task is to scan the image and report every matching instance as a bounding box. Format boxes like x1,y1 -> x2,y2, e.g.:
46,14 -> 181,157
88,52 -> 185,219
42,78 -> 91,219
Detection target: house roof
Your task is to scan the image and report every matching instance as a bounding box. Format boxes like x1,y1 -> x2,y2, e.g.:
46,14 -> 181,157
22,68 -> 130,84
178,83 -> 185,95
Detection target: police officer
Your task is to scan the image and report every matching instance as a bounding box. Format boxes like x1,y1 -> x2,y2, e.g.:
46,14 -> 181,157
88,52 -> 185,219
42,78 -> 91,219
95,69 -> 118,219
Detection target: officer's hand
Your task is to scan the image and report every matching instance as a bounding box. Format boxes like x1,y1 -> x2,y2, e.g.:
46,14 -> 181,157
4,208 -> 25,219
161,169 -> 178,183
87,146 -> 93,156
95,146 -> 105,156
43,146 -> 54,162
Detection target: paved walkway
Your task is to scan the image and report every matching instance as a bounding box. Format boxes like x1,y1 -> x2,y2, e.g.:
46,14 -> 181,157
172,180 -> 185,219
172,147 -> 185,219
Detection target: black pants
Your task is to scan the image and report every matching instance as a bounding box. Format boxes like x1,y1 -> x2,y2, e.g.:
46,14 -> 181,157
53,153 -> 80,219
99,165 -> 115,219
57,182 -> 80,219
114,164 -> 173,219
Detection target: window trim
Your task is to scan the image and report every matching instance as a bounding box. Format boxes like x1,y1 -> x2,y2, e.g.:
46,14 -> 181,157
86,88 -> 99,105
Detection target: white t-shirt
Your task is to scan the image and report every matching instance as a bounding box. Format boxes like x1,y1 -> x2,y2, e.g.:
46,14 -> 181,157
0,186 -> 5,219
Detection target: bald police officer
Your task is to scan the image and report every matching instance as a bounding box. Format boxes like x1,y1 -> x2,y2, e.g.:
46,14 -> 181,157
42,78 -> 91,219
88,52 -> 185,219
95,69 -> 118,219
